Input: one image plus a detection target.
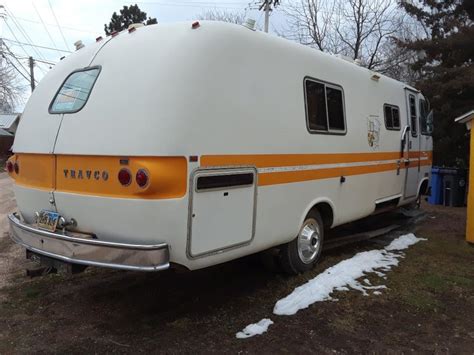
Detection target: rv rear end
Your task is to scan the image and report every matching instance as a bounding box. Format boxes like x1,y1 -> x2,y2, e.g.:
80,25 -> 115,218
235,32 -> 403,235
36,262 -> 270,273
7,22 -> 296,272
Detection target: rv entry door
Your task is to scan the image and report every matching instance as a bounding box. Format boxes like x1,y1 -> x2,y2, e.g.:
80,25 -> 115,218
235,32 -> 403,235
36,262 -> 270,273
403,89 -> 421,198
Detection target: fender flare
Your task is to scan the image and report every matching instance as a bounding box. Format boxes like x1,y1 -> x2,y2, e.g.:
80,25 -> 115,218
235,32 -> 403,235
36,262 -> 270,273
300,197 -> 337,229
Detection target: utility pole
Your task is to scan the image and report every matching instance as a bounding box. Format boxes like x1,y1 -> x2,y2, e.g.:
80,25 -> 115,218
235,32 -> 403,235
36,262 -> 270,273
29,56 -> 35,92
258,0 -> 280,33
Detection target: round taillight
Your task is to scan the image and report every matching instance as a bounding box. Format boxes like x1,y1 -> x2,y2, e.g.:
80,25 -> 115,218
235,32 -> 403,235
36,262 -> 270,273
6,161 -> 13,173
13,162 -> 19,174
136,169 -> 149,188
118,168 -> 132,186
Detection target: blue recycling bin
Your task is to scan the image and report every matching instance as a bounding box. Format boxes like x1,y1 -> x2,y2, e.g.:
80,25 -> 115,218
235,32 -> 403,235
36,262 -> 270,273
428,167 -> 444,205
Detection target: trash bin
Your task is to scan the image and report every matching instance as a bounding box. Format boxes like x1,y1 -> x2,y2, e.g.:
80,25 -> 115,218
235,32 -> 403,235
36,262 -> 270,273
442,168 -> 467,207
428,167 -> 444,205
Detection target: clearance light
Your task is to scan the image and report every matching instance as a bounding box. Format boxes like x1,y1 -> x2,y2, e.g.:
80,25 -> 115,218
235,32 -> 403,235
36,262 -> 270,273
118,168 -> 132,186
136,169 -> 149,188
6,161 -> 13,173
13,162 -> 19,174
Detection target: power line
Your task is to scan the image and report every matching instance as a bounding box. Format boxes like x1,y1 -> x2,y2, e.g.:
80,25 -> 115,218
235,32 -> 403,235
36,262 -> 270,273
32,1 -> 62,56
1,40 -> 31,76
48,0 -> 71,52
2,38 -> 71,53
11,14 -> 97,35
4,7 -> 47,62
1,53 -> 32,82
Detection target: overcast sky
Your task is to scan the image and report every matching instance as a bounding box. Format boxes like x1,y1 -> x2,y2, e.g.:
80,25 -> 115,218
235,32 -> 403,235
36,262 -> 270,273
1,0 -> 288,110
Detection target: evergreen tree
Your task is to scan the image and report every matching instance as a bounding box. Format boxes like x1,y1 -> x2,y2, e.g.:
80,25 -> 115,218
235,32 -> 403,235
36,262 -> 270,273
104,4 -> 157,35
398,0 -> 474,167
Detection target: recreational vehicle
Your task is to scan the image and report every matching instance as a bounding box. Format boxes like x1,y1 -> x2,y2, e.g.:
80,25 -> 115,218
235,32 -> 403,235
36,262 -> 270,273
6,21 -> 433,274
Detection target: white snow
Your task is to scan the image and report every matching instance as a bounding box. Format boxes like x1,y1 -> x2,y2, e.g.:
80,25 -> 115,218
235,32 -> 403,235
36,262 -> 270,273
385,233 -> 427,251
273,233 -> 426,316
236,318 -> 274,339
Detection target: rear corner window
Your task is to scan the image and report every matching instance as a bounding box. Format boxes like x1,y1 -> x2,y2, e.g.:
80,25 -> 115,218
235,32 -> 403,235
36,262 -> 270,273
49,67 -> 100,114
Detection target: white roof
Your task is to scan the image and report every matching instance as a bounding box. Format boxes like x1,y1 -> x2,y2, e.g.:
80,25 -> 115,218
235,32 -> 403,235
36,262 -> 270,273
0,128 -> 13,136
0,114 -> 20,130
454,110 -> 474,124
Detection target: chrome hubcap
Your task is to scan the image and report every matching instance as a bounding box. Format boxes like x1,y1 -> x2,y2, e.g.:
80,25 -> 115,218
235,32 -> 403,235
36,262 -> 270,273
297,218 -> 321,264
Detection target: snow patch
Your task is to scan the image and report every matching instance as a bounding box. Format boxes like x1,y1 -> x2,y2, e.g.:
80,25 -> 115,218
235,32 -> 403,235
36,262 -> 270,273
385,233 -> 427,251
273,233 -> 426,316
236,318 -> 273,339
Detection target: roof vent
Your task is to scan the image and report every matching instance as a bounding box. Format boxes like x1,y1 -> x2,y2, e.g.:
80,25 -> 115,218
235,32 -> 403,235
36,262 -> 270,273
74,40 -> 84,50
243,18 -> 256,31
128,23 -> 144,30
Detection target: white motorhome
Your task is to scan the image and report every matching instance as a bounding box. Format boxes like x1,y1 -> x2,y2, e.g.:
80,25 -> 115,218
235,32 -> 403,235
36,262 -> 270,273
6,21 -> 433,274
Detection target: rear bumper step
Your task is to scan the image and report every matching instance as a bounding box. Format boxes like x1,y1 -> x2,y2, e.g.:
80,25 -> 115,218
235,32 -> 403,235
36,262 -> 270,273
8,213 -> 170,272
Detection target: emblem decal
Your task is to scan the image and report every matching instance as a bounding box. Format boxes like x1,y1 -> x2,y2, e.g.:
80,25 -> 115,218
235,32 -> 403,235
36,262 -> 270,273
63,169 -> 109,181
367,117 -> 381,149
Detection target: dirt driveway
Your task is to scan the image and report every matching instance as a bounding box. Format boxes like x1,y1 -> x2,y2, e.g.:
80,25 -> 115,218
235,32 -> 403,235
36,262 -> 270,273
1,172 -> 473,353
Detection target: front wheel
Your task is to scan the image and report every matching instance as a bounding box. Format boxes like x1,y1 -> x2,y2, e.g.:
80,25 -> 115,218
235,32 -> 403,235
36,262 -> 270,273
279,210 -> 324,274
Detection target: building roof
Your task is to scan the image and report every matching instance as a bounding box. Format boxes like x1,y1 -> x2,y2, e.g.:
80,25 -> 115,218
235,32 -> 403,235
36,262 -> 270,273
455,110 -> 474,130
0,128 -> 13,137
0,113 -> 20,130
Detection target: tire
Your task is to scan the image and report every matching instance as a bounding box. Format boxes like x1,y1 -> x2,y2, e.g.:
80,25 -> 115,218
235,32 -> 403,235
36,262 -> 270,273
279,210 -> 325,275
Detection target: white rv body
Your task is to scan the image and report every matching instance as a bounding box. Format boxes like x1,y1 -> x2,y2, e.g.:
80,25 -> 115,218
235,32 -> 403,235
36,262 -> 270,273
7,22 -> 432,272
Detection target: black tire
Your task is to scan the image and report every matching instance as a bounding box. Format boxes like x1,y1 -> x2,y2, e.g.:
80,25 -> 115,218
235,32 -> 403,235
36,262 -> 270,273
279,210 -> 324,275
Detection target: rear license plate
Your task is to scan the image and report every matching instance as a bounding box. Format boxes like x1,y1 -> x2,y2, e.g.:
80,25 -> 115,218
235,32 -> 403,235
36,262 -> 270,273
37,210 -> 60,232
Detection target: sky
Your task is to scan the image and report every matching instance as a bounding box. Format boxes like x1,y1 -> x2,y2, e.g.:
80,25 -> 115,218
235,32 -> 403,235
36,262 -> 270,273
0,0 -> 289,110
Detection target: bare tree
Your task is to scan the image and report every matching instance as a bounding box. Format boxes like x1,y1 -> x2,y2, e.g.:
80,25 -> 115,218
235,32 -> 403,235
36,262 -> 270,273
284,0 -> 338,51
283,0 -> 421,76
197,9 -> 248,25
0,56 -> 24,113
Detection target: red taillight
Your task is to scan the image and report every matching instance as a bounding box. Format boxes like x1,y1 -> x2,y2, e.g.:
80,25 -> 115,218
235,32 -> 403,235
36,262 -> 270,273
136,169 -> 149,188
118,168 -> 132,186
6,161 -> 13,173
13,162 -> 19,174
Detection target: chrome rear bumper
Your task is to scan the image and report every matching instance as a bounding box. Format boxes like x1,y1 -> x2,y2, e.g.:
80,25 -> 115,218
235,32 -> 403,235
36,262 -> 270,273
8,213 -> 170,272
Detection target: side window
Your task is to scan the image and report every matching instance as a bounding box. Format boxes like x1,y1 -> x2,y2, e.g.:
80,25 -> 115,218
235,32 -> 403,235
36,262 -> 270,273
305,78 -> 346,134
49,67 -> 101,114
384,104 -> 400,130
409,94 -> 418,137
419,99 -> 431,135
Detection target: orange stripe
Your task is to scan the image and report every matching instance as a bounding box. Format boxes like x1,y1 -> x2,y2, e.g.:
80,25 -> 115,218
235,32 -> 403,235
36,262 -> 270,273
259,163 -> 399,186
202,151 -> 432,186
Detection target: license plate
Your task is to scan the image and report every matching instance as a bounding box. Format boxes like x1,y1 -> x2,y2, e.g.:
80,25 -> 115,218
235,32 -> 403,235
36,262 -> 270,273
37,210 -> 60,232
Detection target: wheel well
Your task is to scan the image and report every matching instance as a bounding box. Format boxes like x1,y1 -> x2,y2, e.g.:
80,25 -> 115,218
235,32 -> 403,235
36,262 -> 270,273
419,179 -> 429,196
310,202 -> 334,229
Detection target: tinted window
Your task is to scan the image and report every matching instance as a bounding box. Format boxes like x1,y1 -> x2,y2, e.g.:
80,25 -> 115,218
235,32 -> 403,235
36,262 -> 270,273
384,104 -> 400,130
305,81 -> 327,131
409,95 -> 417,136
326,87 -> 345,131
305,79 -> 345,134
419,99 -> 431,135
50,67 -> 100,114
392,107 -> 400,128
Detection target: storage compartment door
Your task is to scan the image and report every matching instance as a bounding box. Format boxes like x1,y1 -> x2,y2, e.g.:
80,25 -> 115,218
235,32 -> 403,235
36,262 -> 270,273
188,168 -> 257,258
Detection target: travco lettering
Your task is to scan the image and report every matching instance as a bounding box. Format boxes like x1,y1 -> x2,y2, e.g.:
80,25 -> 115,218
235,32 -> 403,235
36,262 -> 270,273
63,169 -> 109,181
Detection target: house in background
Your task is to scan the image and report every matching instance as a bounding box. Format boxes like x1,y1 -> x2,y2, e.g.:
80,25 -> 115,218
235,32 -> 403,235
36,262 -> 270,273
0,113 -> 20,155
455,110 -> 473,244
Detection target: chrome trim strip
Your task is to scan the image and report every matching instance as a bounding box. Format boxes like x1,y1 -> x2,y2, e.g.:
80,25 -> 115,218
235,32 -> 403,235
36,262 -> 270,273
8,213 -> 170,272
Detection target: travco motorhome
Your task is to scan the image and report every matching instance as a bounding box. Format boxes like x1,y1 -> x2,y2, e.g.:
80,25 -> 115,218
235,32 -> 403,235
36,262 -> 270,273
6,21 -> 433,274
